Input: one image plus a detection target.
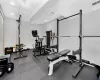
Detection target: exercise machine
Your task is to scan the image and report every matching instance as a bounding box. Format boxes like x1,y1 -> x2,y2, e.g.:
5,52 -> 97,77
14,15 -> 27,60
47,49 -> 77,76
32,30 -> 39,49
57,9 -> 100,79
47,49 -> 71,76
0,54 -> 14,77
43,30 -> 58,54
56,10 -> 84,78
14,44 -> 28,60
32,30 -> 46,57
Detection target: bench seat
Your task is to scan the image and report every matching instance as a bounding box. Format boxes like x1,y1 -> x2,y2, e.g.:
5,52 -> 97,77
47,49 -> 70,61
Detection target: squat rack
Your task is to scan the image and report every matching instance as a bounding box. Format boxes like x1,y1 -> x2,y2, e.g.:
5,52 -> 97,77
57,10 -> 82,64
57,9 -> 100,78
57,10 -> 83,78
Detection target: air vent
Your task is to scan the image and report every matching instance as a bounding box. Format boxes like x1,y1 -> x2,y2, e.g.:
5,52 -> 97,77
92,0 -> 100,6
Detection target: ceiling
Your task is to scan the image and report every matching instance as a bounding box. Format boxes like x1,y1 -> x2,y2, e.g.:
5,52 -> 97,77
0,0 -> 49,21
30,0 -> 61,24
0,0 -> 99,24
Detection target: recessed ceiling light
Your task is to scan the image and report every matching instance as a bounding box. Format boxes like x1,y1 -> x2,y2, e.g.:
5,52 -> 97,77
11,13 -> 14,15
10,2 -> 15,6
51,12 -> 54,14
45,20 -> 48,22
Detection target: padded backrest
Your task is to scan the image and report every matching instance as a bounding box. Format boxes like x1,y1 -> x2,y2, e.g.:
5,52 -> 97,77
58,49 -> 70,56
72,49 -> 81,56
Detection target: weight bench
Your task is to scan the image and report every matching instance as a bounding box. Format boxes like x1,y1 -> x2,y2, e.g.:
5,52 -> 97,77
47,49 -> 70,76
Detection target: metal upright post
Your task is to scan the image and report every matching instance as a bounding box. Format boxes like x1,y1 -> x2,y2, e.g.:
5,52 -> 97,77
18,22 -> 20,51
57,19 -> 59,52
79,10 -> 82,65
72,10 -> 84,78
18,15 -> 21,52
14,15 -> 27,60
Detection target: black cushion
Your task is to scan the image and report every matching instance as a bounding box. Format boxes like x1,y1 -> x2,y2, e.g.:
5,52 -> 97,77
58,49 -> 70,56
47,49 -> 70,61
68,55 -> 76,60
47,53 -> 60,61
73,49 -> 81,55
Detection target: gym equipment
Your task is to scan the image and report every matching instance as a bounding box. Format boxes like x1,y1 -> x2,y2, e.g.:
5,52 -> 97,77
32,30 -> 39,48
43,30 -> 58,54
14,15 -> 27,60
14,44 -> 27,60
0,54 -> 14,77
92,64 -> 100,79
57,10 -> 84,78
33,38 -> 46,57
44,45 -> 58,54
47,49 -> 70,76
46,31 -> 52,47
57,10 -> 100,79
46,31 -> 50,47
5,47 -> 13,55
32,30 -> 40,49
32,30 -> 47,57
43,31 -> 54,48
32,30 -> 56,57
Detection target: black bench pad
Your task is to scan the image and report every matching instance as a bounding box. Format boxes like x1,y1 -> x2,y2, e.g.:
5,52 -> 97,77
47,49 -> 70,61
47,54 -> 60,61
58,49 -> 70,56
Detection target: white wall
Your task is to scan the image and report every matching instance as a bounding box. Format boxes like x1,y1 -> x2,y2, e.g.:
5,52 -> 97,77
82,9 -> 100,65
0,13 -> 4,53
43,19 -> 57,46
59,16 -> 79,51
20,19 -> 57,49
3,17 -> 46,49
20,21 -> 46,49
4,17 -> 18,48
0,25 -> 3,53
57,0 -> 100,18
1,17 -> 44,51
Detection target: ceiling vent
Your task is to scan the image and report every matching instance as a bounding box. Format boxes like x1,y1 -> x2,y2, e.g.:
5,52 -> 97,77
57,16 -> 65,20
92,0 -> 100,6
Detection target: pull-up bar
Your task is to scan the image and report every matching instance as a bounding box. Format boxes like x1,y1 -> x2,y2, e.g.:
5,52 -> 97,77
57,10 -> 83,78
44,35 -> 100,38
83,36 -> 100,37
57,10 -> 82,56
58,13 -> 80,21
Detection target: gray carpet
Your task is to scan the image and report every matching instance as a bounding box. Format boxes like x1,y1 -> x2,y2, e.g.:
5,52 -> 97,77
0,50 -> 98,80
